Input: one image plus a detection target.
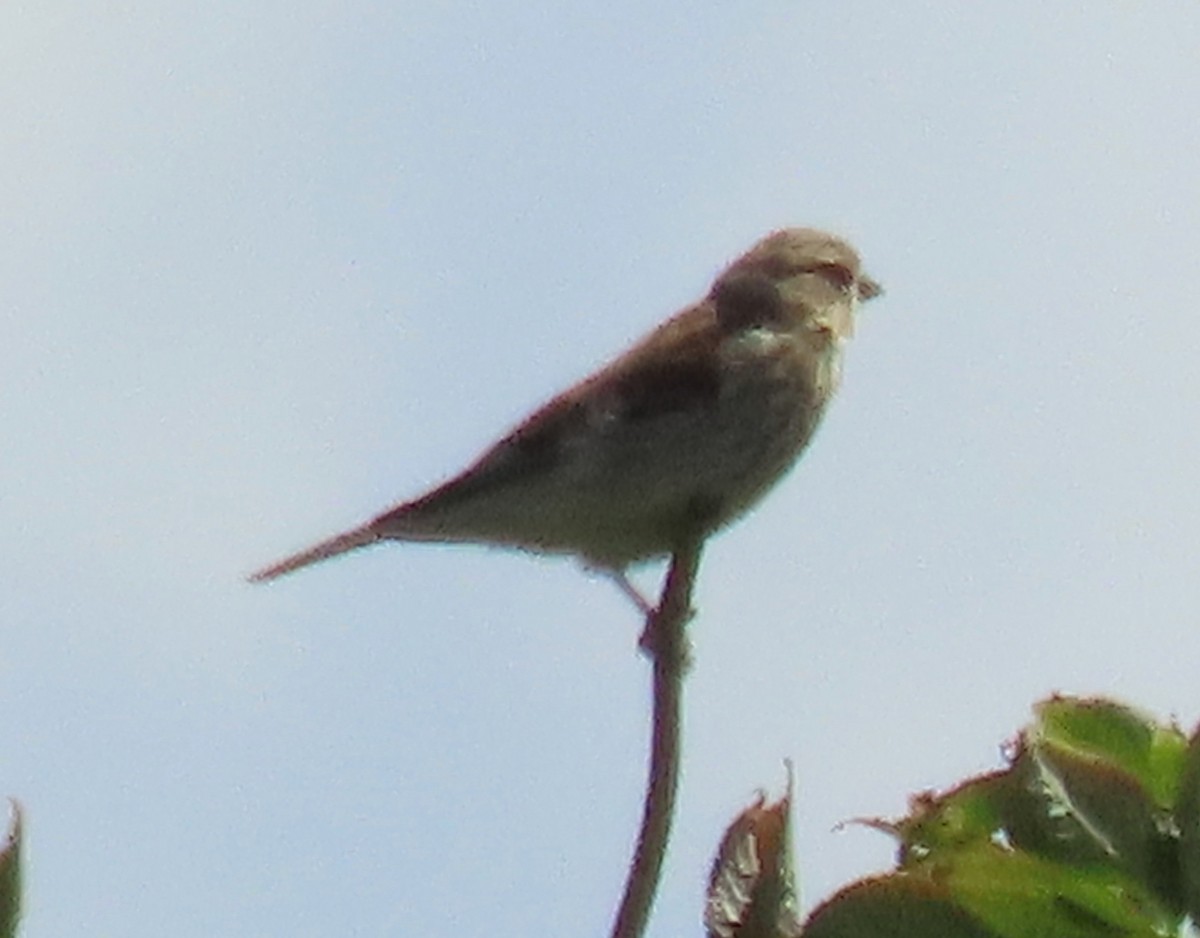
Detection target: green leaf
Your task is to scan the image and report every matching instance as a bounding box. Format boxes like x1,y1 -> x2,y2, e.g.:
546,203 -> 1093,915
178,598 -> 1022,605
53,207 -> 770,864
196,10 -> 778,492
942,844 -> 1175,938
1008,741 -> 1178,892
803,875 -> 995,938
803,844 -> 1176,938
1172,727 -> 1200,923
0,802 -> 21,938
880,771 -> 1013,865
1034,697 -> 1188,810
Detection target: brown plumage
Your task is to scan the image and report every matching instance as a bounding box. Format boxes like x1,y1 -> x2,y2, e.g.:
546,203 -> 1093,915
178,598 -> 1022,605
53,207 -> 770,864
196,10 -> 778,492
249,228 -> 880,583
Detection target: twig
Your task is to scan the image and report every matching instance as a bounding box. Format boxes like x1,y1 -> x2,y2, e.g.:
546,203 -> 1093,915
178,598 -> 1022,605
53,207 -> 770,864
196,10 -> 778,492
610,536 -> 703,938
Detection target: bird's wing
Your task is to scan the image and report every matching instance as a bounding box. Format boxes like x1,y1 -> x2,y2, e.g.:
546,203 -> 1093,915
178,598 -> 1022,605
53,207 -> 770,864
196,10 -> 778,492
375,302 -> 726,525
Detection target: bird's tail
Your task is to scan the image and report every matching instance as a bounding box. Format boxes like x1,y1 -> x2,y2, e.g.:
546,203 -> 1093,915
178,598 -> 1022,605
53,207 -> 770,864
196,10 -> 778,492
247,523 -> 379,583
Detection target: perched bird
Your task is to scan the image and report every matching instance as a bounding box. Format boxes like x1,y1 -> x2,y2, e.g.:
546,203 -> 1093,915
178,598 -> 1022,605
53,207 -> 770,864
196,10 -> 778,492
249,228 -> 880,587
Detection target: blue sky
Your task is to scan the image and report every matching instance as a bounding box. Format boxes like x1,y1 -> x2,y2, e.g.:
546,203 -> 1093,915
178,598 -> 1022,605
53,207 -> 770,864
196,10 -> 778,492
4,3 -> 1200,936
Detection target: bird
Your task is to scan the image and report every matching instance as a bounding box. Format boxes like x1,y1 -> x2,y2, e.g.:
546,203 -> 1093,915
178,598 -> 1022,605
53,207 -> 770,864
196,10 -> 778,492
248,228 -> 880,591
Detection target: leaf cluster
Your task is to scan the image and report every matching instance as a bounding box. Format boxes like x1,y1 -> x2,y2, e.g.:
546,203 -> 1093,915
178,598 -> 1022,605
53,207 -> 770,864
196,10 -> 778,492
709,697 -> 1200,938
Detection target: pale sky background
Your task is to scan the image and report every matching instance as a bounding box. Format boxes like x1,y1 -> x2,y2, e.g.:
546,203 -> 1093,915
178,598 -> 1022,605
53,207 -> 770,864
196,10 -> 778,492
3,3 -> 1200,936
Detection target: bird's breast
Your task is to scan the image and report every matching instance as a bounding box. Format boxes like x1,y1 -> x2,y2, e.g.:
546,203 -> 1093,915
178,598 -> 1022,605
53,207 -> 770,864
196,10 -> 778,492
721,326 -> 844,405
703,328 -> 844,514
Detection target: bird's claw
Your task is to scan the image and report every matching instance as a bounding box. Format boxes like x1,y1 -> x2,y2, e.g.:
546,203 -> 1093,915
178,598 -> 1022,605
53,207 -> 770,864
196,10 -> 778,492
638,608 -> 694,671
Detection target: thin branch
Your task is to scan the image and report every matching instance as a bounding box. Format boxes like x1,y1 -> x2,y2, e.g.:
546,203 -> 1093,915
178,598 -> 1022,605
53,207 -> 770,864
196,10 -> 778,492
610,536 -> 704,938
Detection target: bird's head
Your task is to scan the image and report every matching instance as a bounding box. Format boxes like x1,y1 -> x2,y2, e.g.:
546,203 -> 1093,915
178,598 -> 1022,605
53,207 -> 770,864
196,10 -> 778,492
712,228 -> 881,341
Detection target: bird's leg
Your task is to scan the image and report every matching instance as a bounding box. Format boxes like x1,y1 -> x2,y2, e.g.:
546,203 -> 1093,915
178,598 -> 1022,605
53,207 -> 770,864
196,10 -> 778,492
610,569 -> 656,617
633,497 -> 713,656
638,606 -> 693,664
636,546 -> 699,667
581,561 -> 656,614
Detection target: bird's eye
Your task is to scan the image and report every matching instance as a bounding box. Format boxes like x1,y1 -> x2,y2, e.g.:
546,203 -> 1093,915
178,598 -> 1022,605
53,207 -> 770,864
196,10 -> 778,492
812,262 -> 856,291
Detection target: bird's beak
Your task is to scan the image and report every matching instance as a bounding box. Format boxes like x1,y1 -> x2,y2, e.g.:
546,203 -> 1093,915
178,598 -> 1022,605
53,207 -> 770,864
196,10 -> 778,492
858,275 -> 883,301
814,273 -> 879,341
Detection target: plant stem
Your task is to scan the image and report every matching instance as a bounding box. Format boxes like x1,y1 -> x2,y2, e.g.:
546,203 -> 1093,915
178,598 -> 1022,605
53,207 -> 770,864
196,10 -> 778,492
610,537 -> 702,938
